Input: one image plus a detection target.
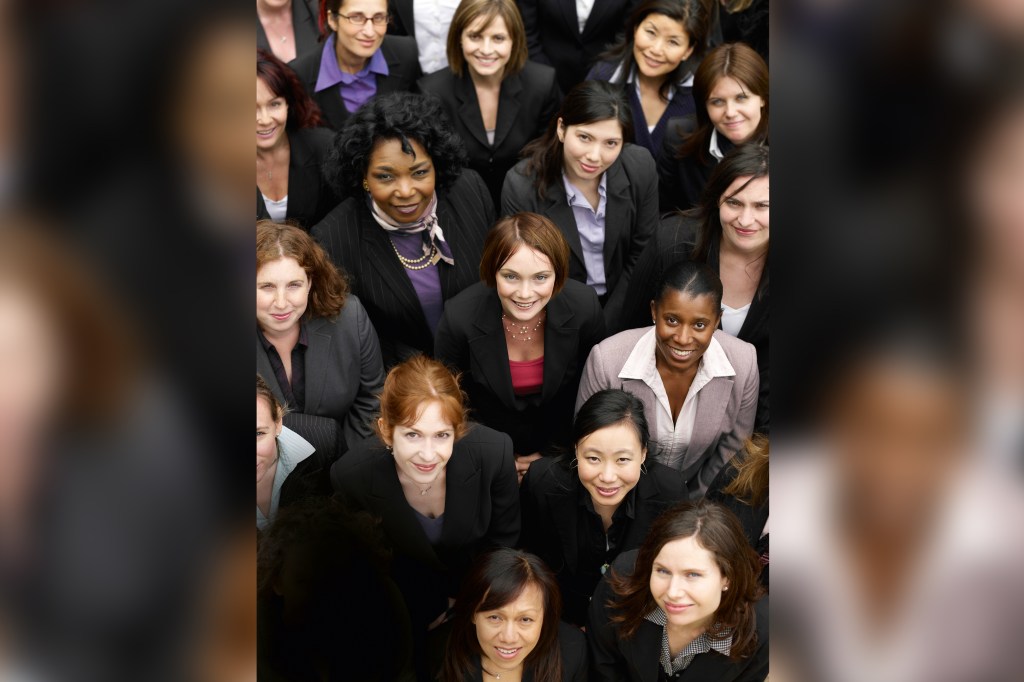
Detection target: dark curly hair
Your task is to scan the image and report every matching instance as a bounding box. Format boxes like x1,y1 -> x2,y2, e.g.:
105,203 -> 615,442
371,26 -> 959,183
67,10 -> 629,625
323,91 -> 468,196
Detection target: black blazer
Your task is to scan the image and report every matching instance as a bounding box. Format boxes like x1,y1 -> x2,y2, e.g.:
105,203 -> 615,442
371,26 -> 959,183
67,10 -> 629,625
330,424 -> 521,629
256,0 -> 321,63
311,170 -> 496,367
614,215 -> 769,433
256,296 -> 386,453
416,63 -> 561,207
517,0 -> 641,94
459,622 -> 588,682
277,412 -> 345,507
588,549 -> 770,682
289,34 -> 423,131
256,126 -> 341,230
704,462 -> 768,588
434,280 -> 605,457
656,116 -> 736,214
519,457 -> 687,625
588,60 -> 697,158
501,144 -> 659,326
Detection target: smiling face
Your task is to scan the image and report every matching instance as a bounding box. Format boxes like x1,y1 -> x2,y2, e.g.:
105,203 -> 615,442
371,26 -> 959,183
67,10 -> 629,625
718,175 -> 769,256
495,245 -> 555,323
649,535 -> 729,632
632,13 -> 694,81
706,75 -> 765,144
327,0 -> 388,69
473,582 -> 544,675
256,396 -> 282,485
575,421 -> 647,513
383,400 -> 455,487
256,77 -> 288,151
256,256 -> 311,336
651,290 -> 720,374
558,118 -> 625,187
461,14 -> 512,80
365,137 -> 436,224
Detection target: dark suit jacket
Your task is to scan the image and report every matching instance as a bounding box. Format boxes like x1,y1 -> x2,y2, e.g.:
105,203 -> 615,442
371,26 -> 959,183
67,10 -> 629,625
330,424 -> 521,630
517,0 -> 641,94
256,126 -> 341,230
588,59 -> 697,158
705,461 -> 768,588
256,0 -> 321,63
256,295 -> 386,453
500,144 -> 659,327
311,170 -> 496,367
276,412 -> 345,507
520,457 -> 687,625
656,116 -> 736,214
614,214 -> 769,433
417,63 -> 561,207
588,549 -> 770,682
460,622 -> 589,681
289,34 -> 423,131
434,280 -> 604,457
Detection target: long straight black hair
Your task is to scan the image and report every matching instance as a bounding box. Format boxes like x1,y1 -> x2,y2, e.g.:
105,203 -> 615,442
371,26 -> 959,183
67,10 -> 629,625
520,80 -> 633,199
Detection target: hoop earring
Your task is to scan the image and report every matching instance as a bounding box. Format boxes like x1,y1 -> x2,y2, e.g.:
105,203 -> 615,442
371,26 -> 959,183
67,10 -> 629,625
640,462 -> 648,475
569,457 -> 578,469
362,179 -> 370,192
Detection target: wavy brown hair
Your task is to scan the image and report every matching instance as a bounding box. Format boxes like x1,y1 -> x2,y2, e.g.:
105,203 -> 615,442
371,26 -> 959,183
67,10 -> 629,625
441,548 -> 563,682
723,434 -> 768,508
607,500 -> 764,658
256,220 -> 349,320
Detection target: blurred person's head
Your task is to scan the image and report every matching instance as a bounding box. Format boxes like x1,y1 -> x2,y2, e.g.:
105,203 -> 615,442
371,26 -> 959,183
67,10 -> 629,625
572,389 -> 650,519
692,143 -> 770,264
324,92 -> 468,222
447,0 -> 528,81
255,221 -> 350,336
608,500 -> 764,658
443,548 -> 563,682
375,355 -> 469,489
256,48 -> 324,152
650,260 -> 723,375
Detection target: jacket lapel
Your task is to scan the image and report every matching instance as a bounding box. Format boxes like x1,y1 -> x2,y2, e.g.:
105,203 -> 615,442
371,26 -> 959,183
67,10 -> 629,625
681,376 -> 733,472
602,161 -> 632,276
286,130 -> 318,222
540,293 -> 578,402
493,74 -> 523,149
315,85 -> 351,130
369,449 -> 446,570
302,317 -> 332,413
542,189 -> 586,276
360,211 -> 431,333
623,621 -> 664,681
545,484 -> 580,574
438,448 -> 482,545
468,295 -> 517,410
256,334 -> 285,398
455,72 -> 491,149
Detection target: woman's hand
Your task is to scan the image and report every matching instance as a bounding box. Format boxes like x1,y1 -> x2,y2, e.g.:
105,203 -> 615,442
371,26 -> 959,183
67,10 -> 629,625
515,453 -> 543,484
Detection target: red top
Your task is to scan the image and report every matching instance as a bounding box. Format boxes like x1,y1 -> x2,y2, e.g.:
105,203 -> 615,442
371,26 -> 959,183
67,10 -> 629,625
509,356 -> 544,397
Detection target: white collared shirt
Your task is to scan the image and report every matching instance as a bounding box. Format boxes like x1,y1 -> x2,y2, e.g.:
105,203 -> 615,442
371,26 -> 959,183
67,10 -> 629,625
256,425 -> 316,529
709,128 -> 726,161
618,329 -> 736,470
576,0 -> 595,33
413,0 -> 461,74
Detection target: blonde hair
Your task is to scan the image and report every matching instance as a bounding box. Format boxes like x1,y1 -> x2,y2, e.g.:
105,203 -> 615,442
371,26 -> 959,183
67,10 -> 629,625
722,434 -> 769,508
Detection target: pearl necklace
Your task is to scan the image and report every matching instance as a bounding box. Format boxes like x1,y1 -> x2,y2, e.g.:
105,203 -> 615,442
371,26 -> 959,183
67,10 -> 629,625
389,237 -> 439,271
502,312 -> 544,342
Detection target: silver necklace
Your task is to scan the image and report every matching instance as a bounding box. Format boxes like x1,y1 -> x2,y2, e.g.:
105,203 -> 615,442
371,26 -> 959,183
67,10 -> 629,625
502,312 -> 544,342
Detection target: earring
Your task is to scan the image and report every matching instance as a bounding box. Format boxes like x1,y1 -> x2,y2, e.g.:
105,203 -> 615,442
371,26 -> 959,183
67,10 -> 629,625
569,458 -> 578,469
723,586 -> 728,591
362,179 -> 370,192
640,462 -> 648,475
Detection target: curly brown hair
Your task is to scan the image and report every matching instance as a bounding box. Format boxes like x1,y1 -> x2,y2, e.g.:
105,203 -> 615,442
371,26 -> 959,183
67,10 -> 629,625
256,220 -> 349,320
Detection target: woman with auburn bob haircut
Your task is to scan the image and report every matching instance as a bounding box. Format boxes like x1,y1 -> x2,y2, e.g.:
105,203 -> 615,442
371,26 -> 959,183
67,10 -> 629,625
417,0 -> 561,207
657,42 -> 768,213
441,548 -> 588,682
256,220 -> 385,454
257,48 -> 342,231
435,212 -> 605,483
587,500 -> 768,681
331,355 -> 520,675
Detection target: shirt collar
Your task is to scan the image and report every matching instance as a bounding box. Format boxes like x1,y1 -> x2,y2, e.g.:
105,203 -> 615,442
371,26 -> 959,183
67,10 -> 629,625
577,476 -> 638,520
315,34 -> 389,92
643,607 -> 733,673
708,129 -> 736,162
618,329 -> 736,385
610,62 -> 693,98
257,320 -> 309,351
562,172 -> 607,209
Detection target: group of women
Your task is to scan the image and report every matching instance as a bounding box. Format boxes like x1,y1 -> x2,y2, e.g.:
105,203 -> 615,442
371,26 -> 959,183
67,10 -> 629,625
256,0 -> 768,679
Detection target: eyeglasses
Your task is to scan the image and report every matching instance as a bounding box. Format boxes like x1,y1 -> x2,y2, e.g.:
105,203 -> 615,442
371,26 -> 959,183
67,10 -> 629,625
330,10 -> 391,26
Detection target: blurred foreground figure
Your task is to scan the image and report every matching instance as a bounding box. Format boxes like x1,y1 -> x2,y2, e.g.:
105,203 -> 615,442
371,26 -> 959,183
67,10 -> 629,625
772,331 -> 1024,682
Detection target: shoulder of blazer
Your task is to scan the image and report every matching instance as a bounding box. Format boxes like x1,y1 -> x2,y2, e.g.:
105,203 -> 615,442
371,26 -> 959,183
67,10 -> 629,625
550,279 -> 601,323
645,460 -> 688,498
525,456 -> 573,496
381,34 -> 418,63
446,168 -> 490,209
289,126 -> 335,164
445,281 -> 494,314
618,144 -> 657,179
712,329 -> 758,375
289,47 -> 322,87
517,61 -> 558,90
504,160 -> 546,206
587,58 -> 619,82
455,423 -> 512,471
595,327 -> 649,364
417,67 -> 456,94
331,436 -> 385,483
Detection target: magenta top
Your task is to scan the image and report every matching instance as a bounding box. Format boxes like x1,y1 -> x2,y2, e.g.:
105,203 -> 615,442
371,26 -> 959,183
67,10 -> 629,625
509,356 -> 544,397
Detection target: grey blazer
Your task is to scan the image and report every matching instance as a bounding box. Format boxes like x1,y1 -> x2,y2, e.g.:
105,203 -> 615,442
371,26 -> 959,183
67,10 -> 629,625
256,295 -> 385,454
576,328 -> 758,498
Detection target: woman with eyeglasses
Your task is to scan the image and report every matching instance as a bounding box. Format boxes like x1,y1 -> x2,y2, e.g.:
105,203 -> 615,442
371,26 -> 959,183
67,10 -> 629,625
288,0 -> 423,130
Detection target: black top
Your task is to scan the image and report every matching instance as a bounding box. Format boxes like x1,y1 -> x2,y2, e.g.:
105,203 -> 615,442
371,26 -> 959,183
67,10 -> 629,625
434,280 -> 605,457
330,424 -> 521,632
704,461 -> 768,589
655,115 -> 735,214
719,0 -> 769,64
288,34 -> 423,131
614,214 -> 769,433
500,144 -> 659,327
311,170 -> 496,367
518,0 -> 642,94
459,621 -> 589,681
256,0 -> 321,64
256,323 -> 308,411
417,63 -> 562,207
256,126 -> 343,230
588,549 -> 770,682
519,457 -> 687,625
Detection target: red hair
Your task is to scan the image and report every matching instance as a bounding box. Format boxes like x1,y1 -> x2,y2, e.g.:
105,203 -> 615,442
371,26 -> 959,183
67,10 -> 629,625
376,356 -> 469,443
257,48 -> 324,130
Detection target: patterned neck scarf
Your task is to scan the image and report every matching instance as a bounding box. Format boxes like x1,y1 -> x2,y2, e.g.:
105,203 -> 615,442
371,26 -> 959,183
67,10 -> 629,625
367,192 -> 454,265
